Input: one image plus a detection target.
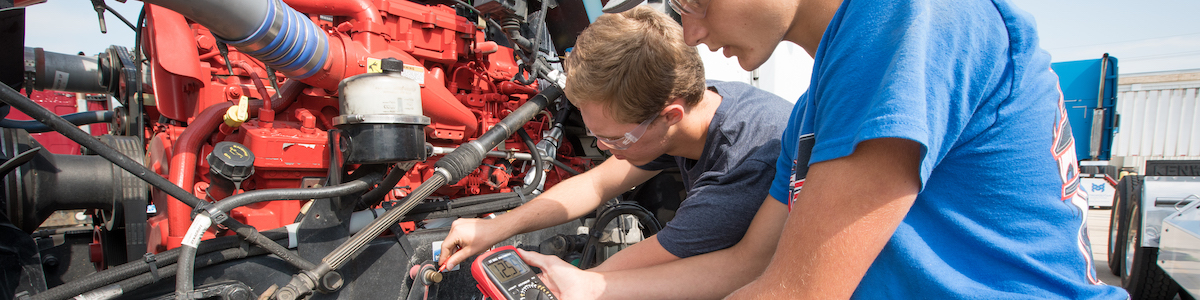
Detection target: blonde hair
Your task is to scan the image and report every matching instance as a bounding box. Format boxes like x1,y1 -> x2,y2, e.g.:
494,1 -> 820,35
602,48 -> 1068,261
564,6 -> 706,124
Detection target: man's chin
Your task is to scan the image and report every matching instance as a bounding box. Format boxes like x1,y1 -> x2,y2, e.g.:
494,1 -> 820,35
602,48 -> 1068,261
737,56 -> 768,72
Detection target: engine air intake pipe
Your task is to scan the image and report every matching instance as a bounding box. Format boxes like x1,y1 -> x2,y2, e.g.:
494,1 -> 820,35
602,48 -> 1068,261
22,47 -> 109,94
0,131 -> 145,233
144,0 -> 328,80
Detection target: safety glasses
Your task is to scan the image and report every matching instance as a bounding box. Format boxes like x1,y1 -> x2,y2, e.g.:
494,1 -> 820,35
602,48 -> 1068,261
668,0 -> 708,18
589,113 -> 660,150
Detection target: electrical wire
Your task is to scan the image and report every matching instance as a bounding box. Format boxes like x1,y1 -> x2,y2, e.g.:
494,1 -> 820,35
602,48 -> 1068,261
133,6 -> 146,142
101,2 -> 137,32
551,159 -> 582,176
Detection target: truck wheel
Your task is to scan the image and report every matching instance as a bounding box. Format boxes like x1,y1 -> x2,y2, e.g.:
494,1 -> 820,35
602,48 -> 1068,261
1107,176 -> 1140,276
1122,199 -> 1179,299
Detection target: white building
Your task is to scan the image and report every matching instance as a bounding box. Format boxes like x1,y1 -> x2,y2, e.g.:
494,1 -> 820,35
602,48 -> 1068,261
1111,69 -> 1200,173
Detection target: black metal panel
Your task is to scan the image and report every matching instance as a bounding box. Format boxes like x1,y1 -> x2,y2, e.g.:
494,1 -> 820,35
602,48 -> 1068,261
1145,160 -> 1200,177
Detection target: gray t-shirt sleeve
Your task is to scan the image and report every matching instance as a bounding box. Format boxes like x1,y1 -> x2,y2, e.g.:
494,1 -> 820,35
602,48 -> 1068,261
655,158 -> 775,258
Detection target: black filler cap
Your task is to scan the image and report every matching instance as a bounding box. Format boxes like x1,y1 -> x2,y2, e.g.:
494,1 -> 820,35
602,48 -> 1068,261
381,57 -> 404,74
207,141 -> 255,182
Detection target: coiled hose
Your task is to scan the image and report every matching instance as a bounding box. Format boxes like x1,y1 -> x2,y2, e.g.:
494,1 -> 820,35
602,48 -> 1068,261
578,202 -> 662,269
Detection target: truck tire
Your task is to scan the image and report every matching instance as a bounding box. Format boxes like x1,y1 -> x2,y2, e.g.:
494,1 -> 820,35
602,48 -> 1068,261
1108,175 -> 1140,276
1122,198 -> 1179,299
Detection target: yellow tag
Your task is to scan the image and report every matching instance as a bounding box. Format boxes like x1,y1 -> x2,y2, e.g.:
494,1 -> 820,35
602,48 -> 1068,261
366,58 -> 383,73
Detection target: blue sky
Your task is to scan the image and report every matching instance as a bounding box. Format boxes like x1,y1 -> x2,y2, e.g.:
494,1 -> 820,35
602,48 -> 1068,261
1011,0 -> 1200,74
21,0 -> 1200,75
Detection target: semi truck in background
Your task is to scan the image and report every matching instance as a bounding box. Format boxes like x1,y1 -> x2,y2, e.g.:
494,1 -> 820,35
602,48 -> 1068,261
1052,54 -> 1122,208
1054,54 -> 1200,300
1107,159 -> 1200,300
1063,57 -> 1200,299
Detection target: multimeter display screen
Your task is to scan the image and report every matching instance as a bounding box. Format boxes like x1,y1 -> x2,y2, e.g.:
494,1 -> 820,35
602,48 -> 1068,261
486,252 -> 529,282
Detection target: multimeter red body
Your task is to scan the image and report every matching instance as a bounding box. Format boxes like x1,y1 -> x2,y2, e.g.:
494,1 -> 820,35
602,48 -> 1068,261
471,246 -> 558,300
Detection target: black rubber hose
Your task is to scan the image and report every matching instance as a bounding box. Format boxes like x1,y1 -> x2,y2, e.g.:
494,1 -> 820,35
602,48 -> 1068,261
405,192 -> 522,215
578,203 -> 662,269
551,159 -> 582,176
206,171 -> 384,217
223,221 -> 314,270
0,84 -> 208,209
517,129 -> 543,196
0,111 -> 114,133
357,164 -> 411,210
28,230 -> 287,300
176,245 -> 198,300
401,194 -> 524,221
513,63 -> 538,86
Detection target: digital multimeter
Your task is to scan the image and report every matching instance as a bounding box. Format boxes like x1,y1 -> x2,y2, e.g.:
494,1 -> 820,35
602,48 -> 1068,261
471,246 -> 558,300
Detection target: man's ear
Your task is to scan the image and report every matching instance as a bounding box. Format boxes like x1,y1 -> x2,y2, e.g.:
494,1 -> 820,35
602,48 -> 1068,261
662,101 -> 687,125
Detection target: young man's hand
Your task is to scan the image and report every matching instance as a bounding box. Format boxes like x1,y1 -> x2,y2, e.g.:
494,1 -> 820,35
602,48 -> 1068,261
518,249 -> 605,300
439,217 -> 510,270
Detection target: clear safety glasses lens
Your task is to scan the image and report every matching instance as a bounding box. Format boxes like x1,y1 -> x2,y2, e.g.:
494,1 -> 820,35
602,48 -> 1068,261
590,113 -> 660,150
668,0 -> 707,18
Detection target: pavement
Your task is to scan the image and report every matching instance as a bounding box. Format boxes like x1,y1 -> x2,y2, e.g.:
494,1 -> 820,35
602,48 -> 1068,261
1088,208 -> 1124,287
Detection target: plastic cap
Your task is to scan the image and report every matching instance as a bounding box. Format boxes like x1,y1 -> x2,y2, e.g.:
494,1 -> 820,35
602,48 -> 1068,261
381,58 -> 404,74
207,141 -> 255,181
224,96 -> 249,127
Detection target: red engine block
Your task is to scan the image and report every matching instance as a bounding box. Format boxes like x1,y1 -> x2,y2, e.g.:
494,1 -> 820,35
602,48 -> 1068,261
139,0 -> 585,252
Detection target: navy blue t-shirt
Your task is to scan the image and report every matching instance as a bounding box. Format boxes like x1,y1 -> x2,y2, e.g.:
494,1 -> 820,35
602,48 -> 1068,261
638,80 -> 791,258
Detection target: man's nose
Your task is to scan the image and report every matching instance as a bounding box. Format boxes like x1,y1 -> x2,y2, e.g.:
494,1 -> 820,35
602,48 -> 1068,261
681,16 -> 706,47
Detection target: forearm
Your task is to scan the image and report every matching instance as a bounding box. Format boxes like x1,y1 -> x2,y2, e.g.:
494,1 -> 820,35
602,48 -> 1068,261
594,200 -> 788,299
498,157 -> 657,235
590,236 -> 679,272
727,138 -> 921,299
496,177 -> 609,235
728,200 -> 911,299
599,246 -> 773,299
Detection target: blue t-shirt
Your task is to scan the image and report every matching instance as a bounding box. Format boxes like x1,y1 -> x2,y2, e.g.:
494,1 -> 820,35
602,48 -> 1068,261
639,80 -> 792,258
768,0 -> 1128,298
